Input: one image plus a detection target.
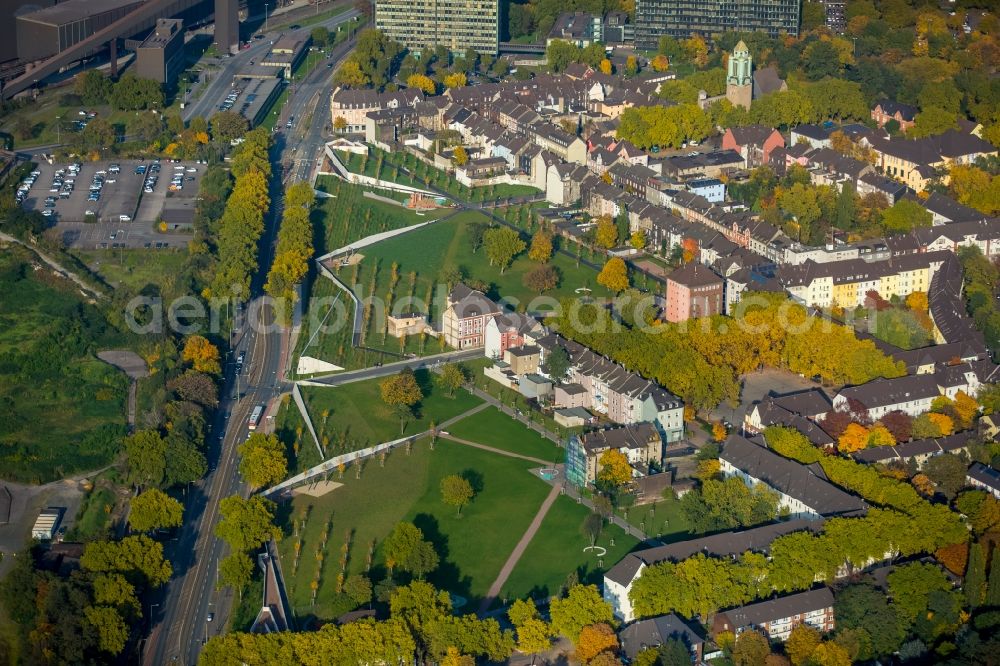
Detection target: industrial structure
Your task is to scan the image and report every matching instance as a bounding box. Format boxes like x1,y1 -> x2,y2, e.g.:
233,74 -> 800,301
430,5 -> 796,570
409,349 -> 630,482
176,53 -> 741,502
134,17 -> 186,84
214,0 -> 238,56
376,0 -> 499,55
31,507 -> 63,541
633,0 -> 801,49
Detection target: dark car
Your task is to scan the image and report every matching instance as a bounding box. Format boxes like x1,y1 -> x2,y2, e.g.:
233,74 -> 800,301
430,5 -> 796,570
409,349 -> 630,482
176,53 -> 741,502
289,24 -> 300,29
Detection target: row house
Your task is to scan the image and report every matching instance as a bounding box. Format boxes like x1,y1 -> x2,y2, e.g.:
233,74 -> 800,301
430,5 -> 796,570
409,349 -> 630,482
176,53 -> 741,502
605,520 -> 826,621
915,219 -> 1000,258
865,129 -> 997,192
608,161 -> 658,198
712,588 -> 836,643
967,462 -> 1000,499
489,98 -> 542,134
721,125 -> 785,167
329,86 -> 424,134
853,432 -> 975,466
534,334 -> 685,443
656,149 -> 745,179
484,312 -> 544,360
929,253 -> 985,346
857,172 -> 910,204
545,162 -> 592,206
833,374 -> 942,420
619,615 -> 705,665
530,123 -> 588,164
917,191 -> 986,226
719,435 -> 867,520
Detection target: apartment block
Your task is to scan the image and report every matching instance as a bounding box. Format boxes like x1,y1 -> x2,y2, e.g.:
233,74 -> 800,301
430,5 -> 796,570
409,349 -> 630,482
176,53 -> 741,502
375,0 -> 499,55
634,0 -> 800,49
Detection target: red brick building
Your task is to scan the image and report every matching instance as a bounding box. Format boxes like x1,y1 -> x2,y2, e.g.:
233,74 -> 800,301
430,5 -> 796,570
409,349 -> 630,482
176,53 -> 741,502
664,263 -> 724,323
721,124 -> 785,167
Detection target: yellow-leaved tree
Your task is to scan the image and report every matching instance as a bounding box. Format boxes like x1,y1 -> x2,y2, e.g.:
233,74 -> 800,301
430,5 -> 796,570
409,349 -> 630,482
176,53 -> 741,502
597,257 -> 630,293
182,335 -> 221,375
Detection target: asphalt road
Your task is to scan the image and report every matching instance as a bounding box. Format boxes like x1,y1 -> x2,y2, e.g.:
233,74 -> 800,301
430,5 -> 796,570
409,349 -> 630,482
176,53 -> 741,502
143,25 -> 355,666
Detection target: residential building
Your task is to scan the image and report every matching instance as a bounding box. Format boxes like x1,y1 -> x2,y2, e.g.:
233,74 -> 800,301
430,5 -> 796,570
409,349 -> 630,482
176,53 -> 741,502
633,0 -> 801,48
484,312 -> 543,359
821,0 -> 846,33
712,588 -> 836,642
687,177 -> 725,203
134,18 -> 185,85
722,125 -> 785,167
604,520 -> 825,621
386,313 -> 426,338
852,432 -> 974,466
967,462 -> 1000,499
547,11 -> 601,47
504,345 -> 541,376
441,284 -> 501,350
375,0 -> 499,55
832,374 -> 942,420
330,87 -> 424,134
720,435 -> 867,519
746,389 -> 832,430
866,129 -> 997,192
620,614 -> 704,663
565,423 -> 661,487
871,100 -> 918,133
664,263 -> 724,323
791,124 -> 832,150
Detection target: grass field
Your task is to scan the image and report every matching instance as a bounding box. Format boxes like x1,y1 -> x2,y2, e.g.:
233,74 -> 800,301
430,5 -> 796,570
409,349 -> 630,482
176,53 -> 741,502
503,494 -> 640,601
73,248 -> 188,295
292,368 -> 483,458
445,406 -> 563,463
278,438 -> 550,621
0,247 -> 128,483
338,148 -> 541,203
619,493 -> 693,541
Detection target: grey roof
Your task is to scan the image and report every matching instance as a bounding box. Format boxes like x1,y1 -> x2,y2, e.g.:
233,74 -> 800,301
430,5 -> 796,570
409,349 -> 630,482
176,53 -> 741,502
874,100 -> 918,122
620,615 -> 703,660
666,262 -> 723,288
770,389 -> 831,417
728,124 -> 779,147
448,283 -> 500,319
753,66 -> 786,98
852,432 -> 975,464
718,588 -> 835,629
577,423 -> 659,454
836,374 -> 940,411
605,519 -> 824,586
967,462 -> 1000,491
722,435 -> 867,516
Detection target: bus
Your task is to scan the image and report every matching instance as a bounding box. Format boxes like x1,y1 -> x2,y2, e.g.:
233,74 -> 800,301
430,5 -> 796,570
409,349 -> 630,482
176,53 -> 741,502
248,405 -> 265,431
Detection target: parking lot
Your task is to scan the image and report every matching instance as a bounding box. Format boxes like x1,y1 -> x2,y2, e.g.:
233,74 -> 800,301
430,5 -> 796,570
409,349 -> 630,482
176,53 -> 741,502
17,159 -> 202,249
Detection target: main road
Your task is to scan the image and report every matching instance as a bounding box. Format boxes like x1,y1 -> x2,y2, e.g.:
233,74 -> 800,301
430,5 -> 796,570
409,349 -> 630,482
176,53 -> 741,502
143,19 -> 358,666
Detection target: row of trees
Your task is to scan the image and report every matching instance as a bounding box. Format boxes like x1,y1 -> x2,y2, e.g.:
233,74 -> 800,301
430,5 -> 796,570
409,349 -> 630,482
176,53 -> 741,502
265,182 -> 316,324
74,70 -> 164,111
958,246 -> 1000,354
552,292 -> 904,411
201,581 -> 615,664
208,127 -> 272,300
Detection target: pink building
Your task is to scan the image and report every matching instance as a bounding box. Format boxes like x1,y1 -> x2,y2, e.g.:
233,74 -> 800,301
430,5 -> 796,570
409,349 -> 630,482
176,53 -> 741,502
722,124 -> 785,167
664,263 -> 724,323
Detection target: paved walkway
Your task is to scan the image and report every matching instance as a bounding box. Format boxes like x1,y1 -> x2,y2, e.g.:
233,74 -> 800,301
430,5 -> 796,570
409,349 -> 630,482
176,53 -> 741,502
439,434 -> 549,466
478,481 -> 562,614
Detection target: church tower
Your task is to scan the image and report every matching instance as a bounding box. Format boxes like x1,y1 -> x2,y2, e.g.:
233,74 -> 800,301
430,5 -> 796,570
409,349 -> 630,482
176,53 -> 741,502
726,40 -> 753,110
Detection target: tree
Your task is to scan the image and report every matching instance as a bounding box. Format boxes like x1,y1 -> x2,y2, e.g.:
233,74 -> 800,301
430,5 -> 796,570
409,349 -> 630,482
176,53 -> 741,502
597,449 -> 632,488
629,231 -> 646,251
125,429 -> 168,489
385,522 -> 439,578
597,258 -> 629,293
437,363 -> 467,397
528,231 -> 553,262
336,59 -> 370,87
650,54 -> 670,72
577,623 -> 618,663
310,26 -> 329,47
966,542 -> 987,609
910,107 -> 959,138
834,584 -> 906,658
452,146 -> 469,166
406,73 -> 436,95
514,617 -> 551,659
211,111 -> 249,144
128,488 -> 183,533
624,56 -> 638,77
214,495 -> 280,553
344,574 -> 373,606
732,630 -> 770,666
867,424 -> 895,448
440,474 -> 474,516
524,264 -> 559,293
542,344 -> 571,382
238,433 -> 288,490
468,222 -> 488,254
75,69 -> 112,106
879,411 -> 912,442
922,453 -> 967,499
167,371 -> 218,408
595,216 -> 619,248
887,562 -> 951,624
803,41 -> 841,80
84,606 -> 128,654
380,369 -> 423,434
549,585 -> 613,643
483,227 -> 526,273
219,552 -> 253,596
109,74 -> 164,111
838,423 -> 870,453
81,535 -> 172,587
442,72 -> 467,89
987,547 -> 1000,607
882,198 -> 933,232
786,625 -> 821,666
809,642 -> 851,666
182,335 -> 221,374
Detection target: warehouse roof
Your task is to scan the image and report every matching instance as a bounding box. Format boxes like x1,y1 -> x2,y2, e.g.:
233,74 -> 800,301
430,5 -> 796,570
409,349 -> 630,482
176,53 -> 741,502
18,0 -> 143,27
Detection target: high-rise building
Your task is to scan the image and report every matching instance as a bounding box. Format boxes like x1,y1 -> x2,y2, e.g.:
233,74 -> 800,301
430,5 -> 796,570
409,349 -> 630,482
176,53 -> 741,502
634,0 -> 801,50
375,0 -> 499,56
819,0 -> 846,33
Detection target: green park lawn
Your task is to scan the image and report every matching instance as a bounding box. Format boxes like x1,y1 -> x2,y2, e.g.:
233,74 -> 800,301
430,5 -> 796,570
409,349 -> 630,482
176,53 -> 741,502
445,406 -> 564,463
619,492 -> 693,542
503,494 -> 640,601
279,438 -> 550,621
296,368 -> 483,454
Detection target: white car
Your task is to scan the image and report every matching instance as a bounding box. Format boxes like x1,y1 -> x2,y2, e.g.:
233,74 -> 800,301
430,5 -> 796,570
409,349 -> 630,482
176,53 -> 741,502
119,214 -> 132,222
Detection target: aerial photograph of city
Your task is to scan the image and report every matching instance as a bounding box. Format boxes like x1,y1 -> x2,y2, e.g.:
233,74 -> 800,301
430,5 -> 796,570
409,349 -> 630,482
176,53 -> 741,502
0,0 -> 997,663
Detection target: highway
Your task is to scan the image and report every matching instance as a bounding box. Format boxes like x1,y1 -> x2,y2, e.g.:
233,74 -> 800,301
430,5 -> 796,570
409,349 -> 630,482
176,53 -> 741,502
143,17 -> 357,666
